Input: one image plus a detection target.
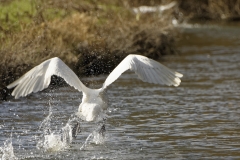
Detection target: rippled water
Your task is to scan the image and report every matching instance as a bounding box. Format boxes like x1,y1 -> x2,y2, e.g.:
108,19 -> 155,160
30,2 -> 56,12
1,23 -> 240,159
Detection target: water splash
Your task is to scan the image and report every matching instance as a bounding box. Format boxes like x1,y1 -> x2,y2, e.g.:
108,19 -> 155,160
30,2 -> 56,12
80,133 -> 93,150
36,101 -> 107,152
37,123 -> 73,152
0,138 -> 17,160
61,123 -> 73,145
39,101 -> 53,135
92,124 -> 106,145
36,102 -> 73,152
80,125 -> 106,150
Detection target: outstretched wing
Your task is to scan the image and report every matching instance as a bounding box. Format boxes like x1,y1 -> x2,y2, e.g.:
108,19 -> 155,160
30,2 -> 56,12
102,54 -> 183,89
7,57 -> 87,99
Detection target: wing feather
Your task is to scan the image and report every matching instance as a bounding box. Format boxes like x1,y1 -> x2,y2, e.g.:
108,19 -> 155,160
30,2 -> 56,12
158,68 -> 174,86
150,68 -> 159,83
102,54 -> 183,89
143,68 -> 154,83
137,65 -> 147,80
153,68 -> 165,84
32,77 -> 44,93
25,76 -> 38,95
7,57 -> 87,99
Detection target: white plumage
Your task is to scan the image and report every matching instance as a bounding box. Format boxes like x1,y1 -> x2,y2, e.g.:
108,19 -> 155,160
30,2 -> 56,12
7,54 -> 183,122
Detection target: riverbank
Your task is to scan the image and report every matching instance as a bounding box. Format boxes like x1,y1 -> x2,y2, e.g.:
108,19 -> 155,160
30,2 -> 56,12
1,0 -> 240,101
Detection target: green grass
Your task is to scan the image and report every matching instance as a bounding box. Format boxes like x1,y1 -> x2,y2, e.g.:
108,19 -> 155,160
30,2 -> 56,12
0,0 -> 35,31
0,0 -> 71,38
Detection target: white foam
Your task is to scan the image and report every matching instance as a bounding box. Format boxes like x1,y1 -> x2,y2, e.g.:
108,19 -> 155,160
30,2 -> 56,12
0,139 -> 17,160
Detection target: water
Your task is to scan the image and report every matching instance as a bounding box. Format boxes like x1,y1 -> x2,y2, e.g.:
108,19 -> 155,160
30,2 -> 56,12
1,23 -> 240,159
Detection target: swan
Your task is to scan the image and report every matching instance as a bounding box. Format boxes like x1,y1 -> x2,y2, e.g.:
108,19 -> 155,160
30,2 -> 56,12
7,54 -> 183,128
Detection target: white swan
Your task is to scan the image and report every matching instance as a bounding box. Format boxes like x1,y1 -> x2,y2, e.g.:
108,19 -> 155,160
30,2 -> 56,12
7,54 -> 183,122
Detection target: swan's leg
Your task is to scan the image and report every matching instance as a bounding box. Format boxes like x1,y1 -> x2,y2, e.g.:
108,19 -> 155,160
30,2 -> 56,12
99,124 -> 106,136
99,118 -> 106,136
72,122 -> 81,138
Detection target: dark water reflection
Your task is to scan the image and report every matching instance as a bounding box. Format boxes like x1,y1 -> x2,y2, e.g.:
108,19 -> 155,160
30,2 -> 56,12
1,23 -> 240,159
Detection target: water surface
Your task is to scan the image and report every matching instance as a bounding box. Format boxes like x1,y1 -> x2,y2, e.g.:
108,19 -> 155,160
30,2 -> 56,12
1,23 -> 240,159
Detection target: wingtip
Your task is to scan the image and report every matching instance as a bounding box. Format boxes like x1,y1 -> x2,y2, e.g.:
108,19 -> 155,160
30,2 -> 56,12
10,93 -> 18,99
173,77 -> 182,87
175,72 -> 183,78
173,82 -> 181,87
7,83 -> 14,89
7,79 -> 21,89
11,92 -> 19,99
14,96 -> 19,99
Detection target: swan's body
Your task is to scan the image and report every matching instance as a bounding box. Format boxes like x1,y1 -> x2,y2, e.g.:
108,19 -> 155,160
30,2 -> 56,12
7,54 -> 183,122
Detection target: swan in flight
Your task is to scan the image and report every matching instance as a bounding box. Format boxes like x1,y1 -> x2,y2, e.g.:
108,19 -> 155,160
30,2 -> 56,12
7,54 -> 183,123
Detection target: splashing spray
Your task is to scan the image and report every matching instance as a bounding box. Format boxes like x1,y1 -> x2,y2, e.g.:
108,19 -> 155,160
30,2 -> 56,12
36,102 -> 73,152
0,138 -> 17,160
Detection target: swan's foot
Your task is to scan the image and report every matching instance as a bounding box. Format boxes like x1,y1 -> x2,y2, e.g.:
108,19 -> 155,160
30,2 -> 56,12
72,122 -> 81,138
99,118 -> 106,136
99,124 -> 106,137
